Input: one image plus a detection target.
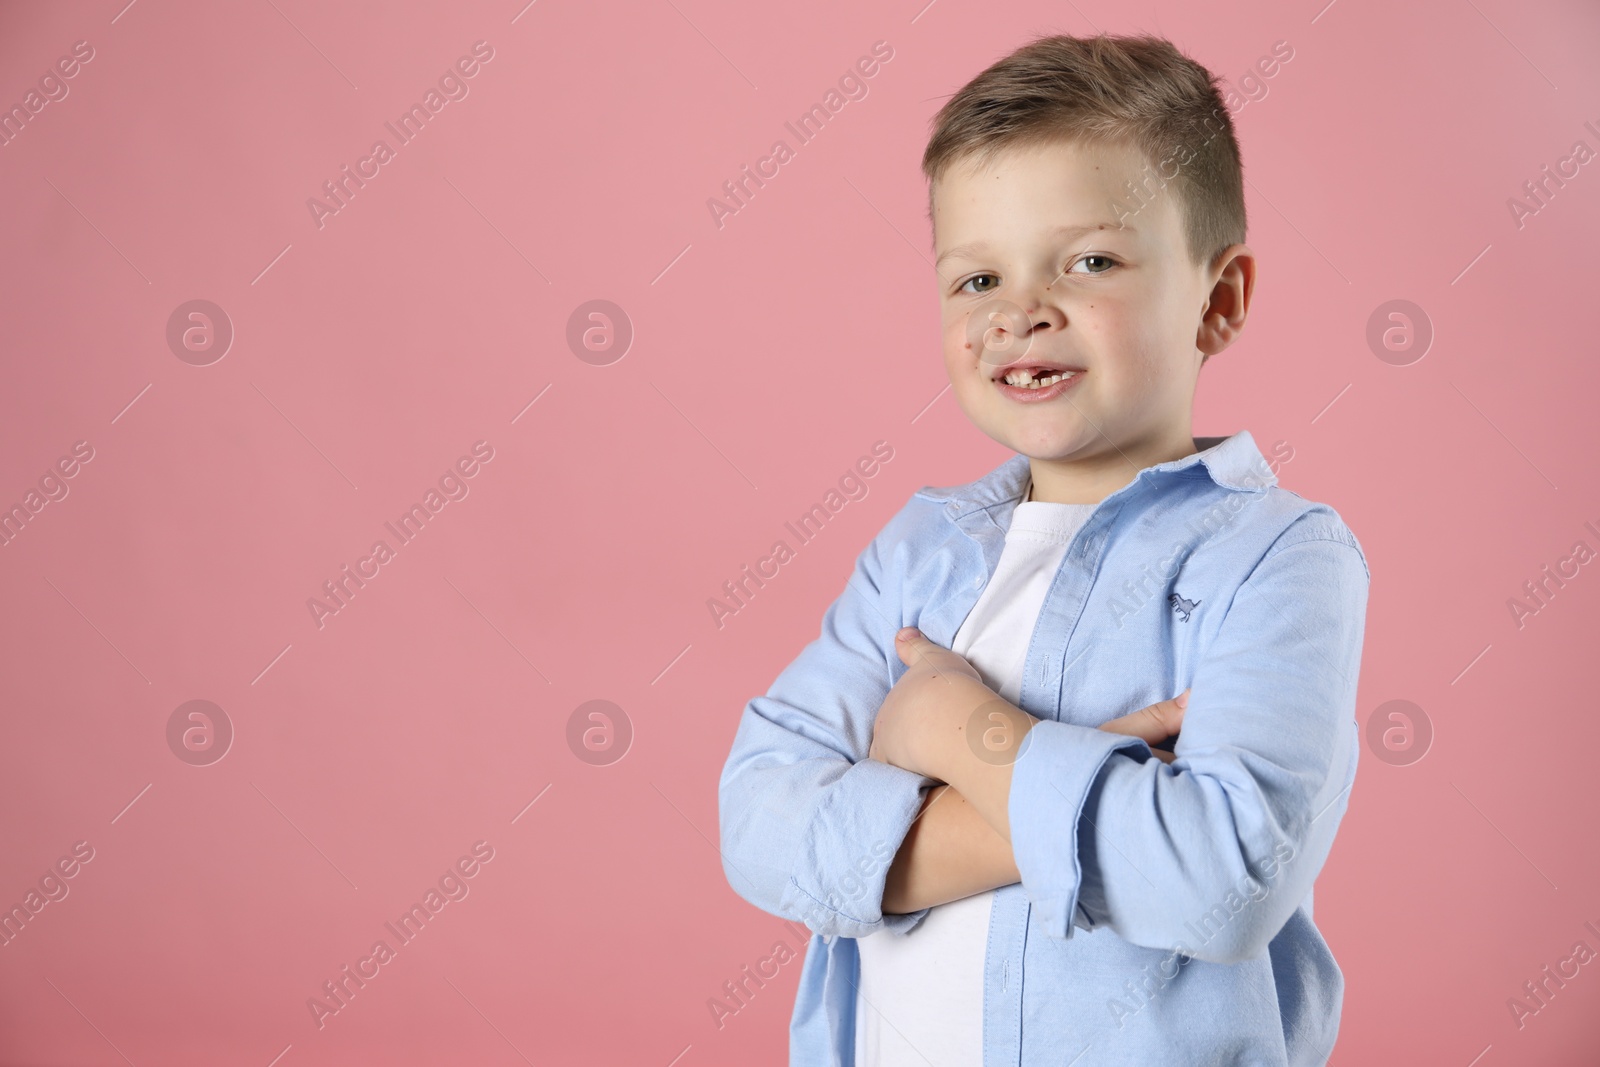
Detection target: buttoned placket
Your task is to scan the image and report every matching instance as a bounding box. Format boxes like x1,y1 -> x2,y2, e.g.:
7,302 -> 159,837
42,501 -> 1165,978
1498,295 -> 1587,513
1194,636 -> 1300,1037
934,497 -> 1028,1066
936,473 -> 1154,1065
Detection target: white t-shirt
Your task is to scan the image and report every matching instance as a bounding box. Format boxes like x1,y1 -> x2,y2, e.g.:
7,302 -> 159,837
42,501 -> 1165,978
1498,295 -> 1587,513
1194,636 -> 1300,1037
854,483 -> 1096,1066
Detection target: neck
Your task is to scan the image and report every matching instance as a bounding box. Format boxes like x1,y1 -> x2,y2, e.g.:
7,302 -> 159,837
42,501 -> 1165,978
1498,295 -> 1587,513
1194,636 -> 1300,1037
1025,432 -> 1200,506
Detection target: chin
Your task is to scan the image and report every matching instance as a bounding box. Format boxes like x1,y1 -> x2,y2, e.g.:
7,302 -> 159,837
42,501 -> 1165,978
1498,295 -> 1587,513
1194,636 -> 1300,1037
1009,427 -> 1095,457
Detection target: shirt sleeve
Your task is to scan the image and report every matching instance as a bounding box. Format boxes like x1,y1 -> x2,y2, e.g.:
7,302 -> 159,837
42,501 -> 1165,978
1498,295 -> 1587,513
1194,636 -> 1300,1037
1006,511 -> 1371,964
717,499 -> 940,939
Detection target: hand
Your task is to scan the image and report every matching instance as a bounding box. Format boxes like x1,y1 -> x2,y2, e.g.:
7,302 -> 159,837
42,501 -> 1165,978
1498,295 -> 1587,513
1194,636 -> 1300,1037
868,627 -> 1001,779
1097,689 -> 1191,764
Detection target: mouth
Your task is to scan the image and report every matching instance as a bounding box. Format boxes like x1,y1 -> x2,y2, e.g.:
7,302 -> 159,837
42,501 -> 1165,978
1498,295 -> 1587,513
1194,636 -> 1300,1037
991,363 -> 1085,389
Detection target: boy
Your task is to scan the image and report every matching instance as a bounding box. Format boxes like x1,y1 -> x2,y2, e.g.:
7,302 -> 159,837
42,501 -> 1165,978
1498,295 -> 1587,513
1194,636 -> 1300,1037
717,32 -> 1370,1066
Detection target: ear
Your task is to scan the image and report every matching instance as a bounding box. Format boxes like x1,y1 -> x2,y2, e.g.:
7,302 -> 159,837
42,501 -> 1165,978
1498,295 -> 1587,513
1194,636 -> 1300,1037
1196,244 -> 1256,360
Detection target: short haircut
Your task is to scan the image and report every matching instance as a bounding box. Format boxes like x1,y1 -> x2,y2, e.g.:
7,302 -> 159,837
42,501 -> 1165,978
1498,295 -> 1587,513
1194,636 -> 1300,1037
922,33 -> 1247,272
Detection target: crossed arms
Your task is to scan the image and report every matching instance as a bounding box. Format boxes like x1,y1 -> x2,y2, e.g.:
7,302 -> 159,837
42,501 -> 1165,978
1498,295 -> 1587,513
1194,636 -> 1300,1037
716,510 -> 1369,962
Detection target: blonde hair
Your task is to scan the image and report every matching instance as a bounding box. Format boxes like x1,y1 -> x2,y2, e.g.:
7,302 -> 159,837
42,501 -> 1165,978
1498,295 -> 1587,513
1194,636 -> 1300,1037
922,32 -> 1246,272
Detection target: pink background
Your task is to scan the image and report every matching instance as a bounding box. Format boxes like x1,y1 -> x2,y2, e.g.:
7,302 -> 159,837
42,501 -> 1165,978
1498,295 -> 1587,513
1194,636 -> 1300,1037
2,0 -> 1598,1063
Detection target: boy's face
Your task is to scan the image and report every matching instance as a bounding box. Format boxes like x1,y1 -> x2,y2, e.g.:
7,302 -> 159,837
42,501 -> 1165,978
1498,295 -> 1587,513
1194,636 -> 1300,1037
931,137 -> 1250,494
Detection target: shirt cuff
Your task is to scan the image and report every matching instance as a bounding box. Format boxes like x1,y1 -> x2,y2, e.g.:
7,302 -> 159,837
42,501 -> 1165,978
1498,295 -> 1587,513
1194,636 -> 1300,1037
1007,720 -> 1152,939
786,756 -> 938,939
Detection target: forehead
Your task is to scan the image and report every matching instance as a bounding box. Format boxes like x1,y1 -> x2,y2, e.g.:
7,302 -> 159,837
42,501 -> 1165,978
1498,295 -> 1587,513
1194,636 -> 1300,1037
931,138 -> 1179,250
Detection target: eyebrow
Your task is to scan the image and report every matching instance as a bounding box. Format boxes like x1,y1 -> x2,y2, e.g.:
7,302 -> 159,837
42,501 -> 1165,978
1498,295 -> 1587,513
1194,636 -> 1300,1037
934,221 -> 1135,267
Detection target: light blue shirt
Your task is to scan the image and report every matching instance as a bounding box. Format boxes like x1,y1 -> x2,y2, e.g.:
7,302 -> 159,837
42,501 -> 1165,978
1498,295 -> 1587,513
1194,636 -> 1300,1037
717,431 -> 1371,1066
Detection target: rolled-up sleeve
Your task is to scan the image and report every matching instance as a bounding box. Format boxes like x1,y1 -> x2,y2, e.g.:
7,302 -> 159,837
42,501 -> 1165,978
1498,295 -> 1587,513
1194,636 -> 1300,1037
1007,514 -> 1371,964
718,501 -> 940,939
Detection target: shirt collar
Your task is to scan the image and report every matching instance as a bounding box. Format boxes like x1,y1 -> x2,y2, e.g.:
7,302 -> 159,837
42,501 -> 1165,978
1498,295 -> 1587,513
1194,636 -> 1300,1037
915,430 -> 1276,515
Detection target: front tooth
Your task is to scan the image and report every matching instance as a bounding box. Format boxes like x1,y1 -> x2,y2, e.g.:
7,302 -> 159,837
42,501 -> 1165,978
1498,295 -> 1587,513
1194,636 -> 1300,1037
1004,370 -> 1074,388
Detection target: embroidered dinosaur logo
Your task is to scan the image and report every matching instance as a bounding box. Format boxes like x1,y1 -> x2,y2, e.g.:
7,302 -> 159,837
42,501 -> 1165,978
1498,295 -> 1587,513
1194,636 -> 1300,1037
1168,592 -> 1200,623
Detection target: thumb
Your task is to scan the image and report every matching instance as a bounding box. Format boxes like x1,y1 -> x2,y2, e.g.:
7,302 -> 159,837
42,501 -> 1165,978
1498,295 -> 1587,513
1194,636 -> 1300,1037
895,626 -> 925,664
1098,690 -> 1189,745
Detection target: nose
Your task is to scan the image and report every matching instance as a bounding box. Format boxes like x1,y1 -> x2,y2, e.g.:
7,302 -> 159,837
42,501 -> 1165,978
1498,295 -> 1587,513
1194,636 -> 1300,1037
972,303 -> 1032,365
1016,283 -> 1065,331
969,286 -> 1065,370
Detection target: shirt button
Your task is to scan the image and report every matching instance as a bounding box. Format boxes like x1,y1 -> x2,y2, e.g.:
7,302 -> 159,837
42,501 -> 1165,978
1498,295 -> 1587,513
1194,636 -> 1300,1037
946,502 -> 961,517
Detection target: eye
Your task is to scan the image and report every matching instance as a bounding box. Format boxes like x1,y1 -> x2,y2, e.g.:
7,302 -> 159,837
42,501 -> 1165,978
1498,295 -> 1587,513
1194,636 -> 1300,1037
957,273 -> 999,295
1069,254 -> 1117,274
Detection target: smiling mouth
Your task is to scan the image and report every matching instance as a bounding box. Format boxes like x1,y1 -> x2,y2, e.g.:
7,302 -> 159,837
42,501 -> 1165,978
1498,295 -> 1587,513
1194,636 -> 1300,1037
996,367 -> 1082,388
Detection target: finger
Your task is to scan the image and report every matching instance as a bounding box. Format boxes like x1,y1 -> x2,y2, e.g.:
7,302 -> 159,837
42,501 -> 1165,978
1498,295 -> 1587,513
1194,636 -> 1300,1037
1150,748 -> 1177,765
1096,712 -> 1165,744
1144,691 -> 1189,734
1169,688 -> 1191,729
1097,691 -> 1189,744
1134,689 -> 1190,735
895,627 -> 936,667
895,627 -> 964,677
1096,702 -> 1175,743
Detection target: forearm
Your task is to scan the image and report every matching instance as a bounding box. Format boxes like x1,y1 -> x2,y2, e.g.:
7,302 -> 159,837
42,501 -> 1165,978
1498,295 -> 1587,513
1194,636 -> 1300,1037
881,784 -> 1021,914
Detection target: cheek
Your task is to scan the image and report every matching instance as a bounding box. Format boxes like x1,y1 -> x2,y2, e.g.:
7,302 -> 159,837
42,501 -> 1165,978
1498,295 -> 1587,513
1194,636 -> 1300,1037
1079,303 -> 1166,386
941,315 -> 973,366
1079,302 -> 1135,351
1095,295 -> 1164,346
1129,340 -> 1169,386
1138,273 -> 1199,343
939,335 -> 958,375
941,305 -> 967,342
